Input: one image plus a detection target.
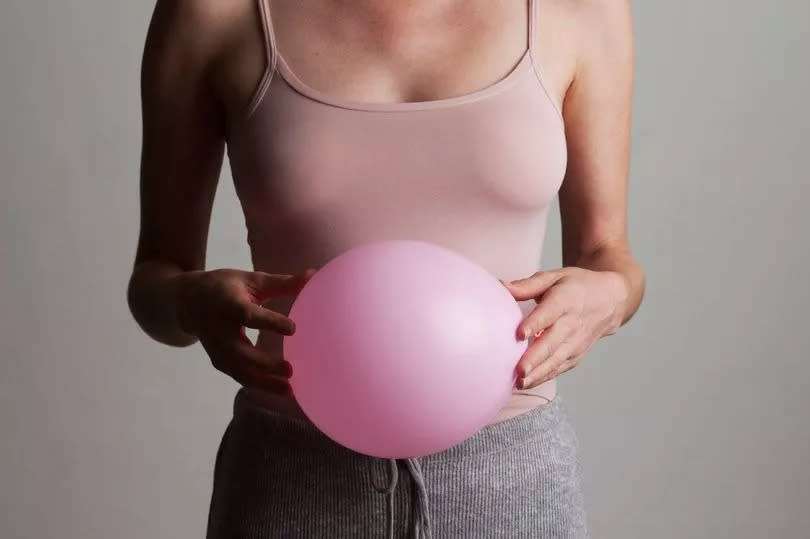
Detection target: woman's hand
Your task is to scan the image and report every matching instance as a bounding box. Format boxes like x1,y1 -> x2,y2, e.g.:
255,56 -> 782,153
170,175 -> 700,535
172,268 -> 316,394
500,267 -> 628,389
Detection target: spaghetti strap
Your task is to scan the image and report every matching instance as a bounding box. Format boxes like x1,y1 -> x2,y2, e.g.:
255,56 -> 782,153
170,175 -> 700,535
257,0 -> 277,65
526,0 -> 562,120
245,0 -> 278,118
527,0 -> 538,52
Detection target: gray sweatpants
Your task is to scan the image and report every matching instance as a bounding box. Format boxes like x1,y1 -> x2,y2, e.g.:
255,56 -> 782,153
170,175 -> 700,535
206,389 -> 588,538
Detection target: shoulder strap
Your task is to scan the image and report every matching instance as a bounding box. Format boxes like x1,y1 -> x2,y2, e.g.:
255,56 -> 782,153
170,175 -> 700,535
528,0 -> 538,52
246,0 -> 279,117
257,0 -> 278,77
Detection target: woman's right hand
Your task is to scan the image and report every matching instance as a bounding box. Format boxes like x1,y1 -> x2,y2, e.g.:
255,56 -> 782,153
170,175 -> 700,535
172,268 -> 316,394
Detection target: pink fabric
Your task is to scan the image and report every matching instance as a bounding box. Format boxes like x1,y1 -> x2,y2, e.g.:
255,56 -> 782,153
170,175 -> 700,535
226,0 -> 567,425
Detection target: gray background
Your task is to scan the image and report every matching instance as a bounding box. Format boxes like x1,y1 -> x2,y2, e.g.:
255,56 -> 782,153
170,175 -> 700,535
1,1 -> 808,538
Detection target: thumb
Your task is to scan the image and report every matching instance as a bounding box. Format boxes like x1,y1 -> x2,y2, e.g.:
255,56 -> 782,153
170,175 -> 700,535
250,267 -> 318,298
500,270 -> 561,301
292,267 -> 318,294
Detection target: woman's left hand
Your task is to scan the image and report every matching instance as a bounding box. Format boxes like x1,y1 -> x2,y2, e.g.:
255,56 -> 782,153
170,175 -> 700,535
500,267 -> 628,390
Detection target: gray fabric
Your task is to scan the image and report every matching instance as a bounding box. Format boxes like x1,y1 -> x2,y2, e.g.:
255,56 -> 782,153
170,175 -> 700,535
371,457 -> 432,539
206,390 -> 588,538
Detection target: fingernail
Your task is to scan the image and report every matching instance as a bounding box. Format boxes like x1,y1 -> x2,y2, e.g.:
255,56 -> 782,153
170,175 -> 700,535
516,327 -> 527,341
519,377 -> 530,389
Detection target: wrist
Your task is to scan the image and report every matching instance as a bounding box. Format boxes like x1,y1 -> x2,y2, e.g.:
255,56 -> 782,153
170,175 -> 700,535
603,270 -> 630,335
167,270 -> 203,339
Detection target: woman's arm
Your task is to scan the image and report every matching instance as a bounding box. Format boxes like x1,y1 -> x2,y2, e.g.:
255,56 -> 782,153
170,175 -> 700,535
127,0 -> 228,346
558,0 -> 643,326
503,0 -> 644,388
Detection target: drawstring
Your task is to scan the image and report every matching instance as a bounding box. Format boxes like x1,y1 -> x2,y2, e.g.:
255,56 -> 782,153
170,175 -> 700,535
372,459 -> 399,539
403,458 -> 432,538
371,458 -> 432,539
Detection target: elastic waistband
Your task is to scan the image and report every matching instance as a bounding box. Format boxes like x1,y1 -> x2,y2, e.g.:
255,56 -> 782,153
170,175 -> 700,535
232,387 -> 565,461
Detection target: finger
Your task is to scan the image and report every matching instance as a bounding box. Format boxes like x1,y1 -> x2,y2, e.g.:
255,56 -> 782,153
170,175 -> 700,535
500,270 -> 563,301
206,341 -> 293,394
298,267 -> 318,286
233,331 -> 293,378
515,317 -> 576,379
547,357 -> 579,383
515,288 -> 570,340
523,341 -> 577,388
238,302 -> 296,335
523,358 -> 577,390
248,269 -> 317,300
229,366 -> 292,395
555,356 -> 580,377
257,268 -> 318,307
203,328 -> 293,378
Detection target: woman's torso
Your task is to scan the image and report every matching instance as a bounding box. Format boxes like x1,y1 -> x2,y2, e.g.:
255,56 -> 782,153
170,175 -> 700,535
217,0 -> 570,425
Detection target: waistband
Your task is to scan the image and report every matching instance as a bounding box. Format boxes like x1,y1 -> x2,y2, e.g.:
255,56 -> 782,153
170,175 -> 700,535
232,387 -> 565,538
233,387 -> 564,462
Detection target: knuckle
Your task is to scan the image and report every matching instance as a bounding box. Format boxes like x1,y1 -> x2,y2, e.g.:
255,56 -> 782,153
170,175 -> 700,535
546,294 -> 567,314
207,269 -> 230,288
553,340 -> 573,360
235,302 -> 254,323
554,317 -> 571,334
535,342 -> 550,359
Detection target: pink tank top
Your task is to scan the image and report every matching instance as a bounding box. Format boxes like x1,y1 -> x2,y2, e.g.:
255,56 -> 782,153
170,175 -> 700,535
226,0 -> 567,425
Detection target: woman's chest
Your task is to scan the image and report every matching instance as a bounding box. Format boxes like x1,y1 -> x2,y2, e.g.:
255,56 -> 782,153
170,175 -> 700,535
228,81 -> 566,221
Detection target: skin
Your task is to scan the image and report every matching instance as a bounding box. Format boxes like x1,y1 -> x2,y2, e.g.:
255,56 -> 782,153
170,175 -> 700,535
504,0 -> 644,389
128,0 -> 645,396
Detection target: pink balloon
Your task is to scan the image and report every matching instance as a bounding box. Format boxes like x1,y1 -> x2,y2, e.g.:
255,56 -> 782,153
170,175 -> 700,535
283,239 -> 526,458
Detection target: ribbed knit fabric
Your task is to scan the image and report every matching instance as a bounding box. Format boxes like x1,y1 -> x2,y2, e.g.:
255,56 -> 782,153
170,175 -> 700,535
206,389 -> 588,538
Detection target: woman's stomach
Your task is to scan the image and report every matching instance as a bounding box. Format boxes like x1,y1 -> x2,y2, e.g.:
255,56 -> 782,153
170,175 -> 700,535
240,352 -> 557,428
240,382 -> 556,427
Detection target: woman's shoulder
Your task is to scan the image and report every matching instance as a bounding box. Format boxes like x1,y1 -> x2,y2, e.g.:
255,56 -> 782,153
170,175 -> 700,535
142,0 -> 264,118
557,0 -> 633,57
533,0 -> 633,100
537,0 -> 632,48
143,0 -> 256,68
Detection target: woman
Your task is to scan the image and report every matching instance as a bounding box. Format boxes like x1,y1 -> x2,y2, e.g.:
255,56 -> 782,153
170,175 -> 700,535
128,0 -> 643,536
